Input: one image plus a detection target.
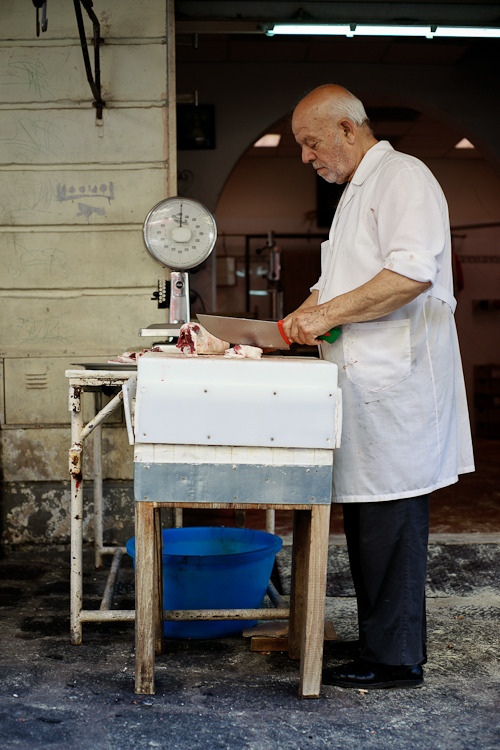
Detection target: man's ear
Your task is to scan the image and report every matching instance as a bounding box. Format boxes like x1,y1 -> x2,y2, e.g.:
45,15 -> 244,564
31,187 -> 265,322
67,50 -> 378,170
339,118 -> 356,144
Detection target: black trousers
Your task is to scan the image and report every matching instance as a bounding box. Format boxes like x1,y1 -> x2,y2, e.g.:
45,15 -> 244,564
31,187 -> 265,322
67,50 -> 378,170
343,495 -> 430,666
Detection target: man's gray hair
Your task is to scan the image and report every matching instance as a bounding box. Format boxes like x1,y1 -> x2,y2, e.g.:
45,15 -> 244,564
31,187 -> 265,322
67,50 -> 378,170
329,88 -> 369,126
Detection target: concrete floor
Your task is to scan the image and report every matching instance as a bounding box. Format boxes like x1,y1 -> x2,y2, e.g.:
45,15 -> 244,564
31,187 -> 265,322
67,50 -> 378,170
1,438 -> 499,749
1,535 -> 500,750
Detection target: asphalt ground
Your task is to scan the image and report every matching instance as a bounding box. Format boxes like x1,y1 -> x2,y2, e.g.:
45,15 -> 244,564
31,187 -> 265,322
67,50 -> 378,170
1,539 -> 499,750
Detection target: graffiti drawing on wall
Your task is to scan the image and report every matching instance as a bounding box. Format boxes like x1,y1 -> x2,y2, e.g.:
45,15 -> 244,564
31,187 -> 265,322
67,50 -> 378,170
76,203 -> 106,222
8,242 -> 69,281
0,60 -> 52,98
0,178 -> 116,223
17,311 -> 72,345
56,181 -> 114,222
1,176 -> 54,222
56,182 -> 115,204
0,116 -> 73,162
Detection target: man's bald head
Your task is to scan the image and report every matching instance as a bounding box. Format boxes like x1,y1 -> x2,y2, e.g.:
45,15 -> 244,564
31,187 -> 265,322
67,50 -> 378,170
292,84 -> 377,184
294,85 -> 369,128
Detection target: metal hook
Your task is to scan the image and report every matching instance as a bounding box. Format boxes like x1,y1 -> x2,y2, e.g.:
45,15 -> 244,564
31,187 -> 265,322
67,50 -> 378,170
32,1 -> 47,37
42,0 -> 48,32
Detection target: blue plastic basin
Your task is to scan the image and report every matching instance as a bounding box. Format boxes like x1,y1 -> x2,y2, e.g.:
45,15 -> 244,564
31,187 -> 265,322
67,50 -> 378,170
126,527 -> 282,639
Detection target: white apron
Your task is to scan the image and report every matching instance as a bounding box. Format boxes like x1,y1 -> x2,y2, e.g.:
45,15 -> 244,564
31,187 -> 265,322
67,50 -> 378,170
312,142 -> 474,502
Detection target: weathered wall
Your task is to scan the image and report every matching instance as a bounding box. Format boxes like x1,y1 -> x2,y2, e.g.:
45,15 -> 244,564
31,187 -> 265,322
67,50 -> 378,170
0,1 -> 173,546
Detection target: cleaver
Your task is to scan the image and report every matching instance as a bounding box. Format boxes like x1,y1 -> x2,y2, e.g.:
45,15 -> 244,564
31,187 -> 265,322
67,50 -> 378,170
197,314 -> 341,350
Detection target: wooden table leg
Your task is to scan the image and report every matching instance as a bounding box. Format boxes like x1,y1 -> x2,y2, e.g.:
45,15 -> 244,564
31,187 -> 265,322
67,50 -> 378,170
135,502 -> 156,695
298,504 -> 331,699
288,509 -> 309,661
154,508 -> 163,656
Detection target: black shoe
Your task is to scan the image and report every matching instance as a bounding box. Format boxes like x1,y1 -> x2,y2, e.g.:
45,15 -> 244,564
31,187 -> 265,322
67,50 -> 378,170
326,640 -> 427,665
322,659 -> 424,690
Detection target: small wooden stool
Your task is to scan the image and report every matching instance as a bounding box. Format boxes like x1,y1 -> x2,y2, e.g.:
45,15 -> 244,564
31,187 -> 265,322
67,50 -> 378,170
133,445 -> 333,699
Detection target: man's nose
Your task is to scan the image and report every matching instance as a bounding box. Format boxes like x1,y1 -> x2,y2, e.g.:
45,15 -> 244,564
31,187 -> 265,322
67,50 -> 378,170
301,146 -> 315,163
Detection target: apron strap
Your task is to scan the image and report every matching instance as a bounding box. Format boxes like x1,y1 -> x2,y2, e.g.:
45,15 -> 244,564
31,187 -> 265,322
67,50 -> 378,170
428,283 -> 457,314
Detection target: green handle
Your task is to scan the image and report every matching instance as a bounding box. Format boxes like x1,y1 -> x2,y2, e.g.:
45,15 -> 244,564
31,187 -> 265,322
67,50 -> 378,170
317,326 -> 341,344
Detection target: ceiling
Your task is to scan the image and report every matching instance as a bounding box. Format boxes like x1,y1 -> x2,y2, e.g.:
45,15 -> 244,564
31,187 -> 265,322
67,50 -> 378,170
175,1 -> 500,30
176,32 -> 475,66
175,0 -> 500,68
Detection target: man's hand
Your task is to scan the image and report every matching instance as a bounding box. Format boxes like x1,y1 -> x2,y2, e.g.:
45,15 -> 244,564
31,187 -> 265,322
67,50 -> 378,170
283,304 -> 335,346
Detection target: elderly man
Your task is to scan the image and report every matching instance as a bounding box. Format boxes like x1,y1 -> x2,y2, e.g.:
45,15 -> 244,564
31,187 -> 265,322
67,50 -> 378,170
283,85 -> 474,689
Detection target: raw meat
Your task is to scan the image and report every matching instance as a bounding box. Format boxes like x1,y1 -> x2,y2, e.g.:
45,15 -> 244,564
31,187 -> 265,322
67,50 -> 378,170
224,345 -> 263,359
176,323 -> 229,356
108,347 -> 161,364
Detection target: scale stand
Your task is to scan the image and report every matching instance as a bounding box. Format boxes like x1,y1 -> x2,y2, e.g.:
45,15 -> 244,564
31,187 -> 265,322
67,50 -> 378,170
169,271 -> 190,324
140,274 -> 190,344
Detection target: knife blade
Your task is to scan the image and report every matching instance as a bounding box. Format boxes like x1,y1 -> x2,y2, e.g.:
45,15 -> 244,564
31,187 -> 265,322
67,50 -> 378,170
197,314 -> 341,350
197,314 -> 290,349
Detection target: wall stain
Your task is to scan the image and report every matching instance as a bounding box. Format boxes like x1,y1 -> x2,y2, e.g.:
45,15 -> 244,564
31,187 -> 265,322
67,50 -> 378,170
4,434 -> 52,479
2,481 -> 134,546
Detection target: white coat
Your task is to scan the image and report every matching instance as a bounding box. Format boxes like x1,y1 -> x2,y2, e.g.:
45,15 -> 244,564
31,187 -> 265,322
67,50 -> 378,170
312,141 -> 474,502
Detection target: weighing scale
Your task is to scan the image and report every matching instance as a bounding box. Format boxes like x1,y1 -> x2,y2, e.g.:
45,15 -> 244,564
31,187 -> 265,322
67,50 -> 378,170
140,196 -> 217,342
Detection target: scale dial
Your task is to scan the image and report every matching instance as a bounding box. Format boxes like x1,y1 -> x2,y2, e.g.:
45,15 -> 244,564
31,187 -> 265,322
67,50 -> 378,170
143,197 -> 217,270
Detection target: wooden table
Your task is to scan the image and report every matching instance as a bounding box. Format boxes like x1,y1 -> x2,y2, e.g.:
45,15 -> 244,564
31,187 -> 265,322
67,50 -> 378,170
133,443 -> 333,699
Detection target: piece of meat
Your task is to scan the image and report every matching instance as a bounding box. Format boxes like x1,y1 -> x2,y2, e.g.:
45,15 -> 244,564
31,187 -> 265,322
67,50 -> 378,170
176,323 -> 229,356
224,344 -> 263,359
108,347 -> 161,364
108,351 -> 137,364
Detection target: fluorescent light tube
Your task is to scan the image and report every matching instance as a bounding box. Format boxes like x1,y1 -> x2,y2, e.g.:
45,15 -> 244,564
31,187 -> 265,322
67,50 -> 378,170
266,24 -> 500,39
353,25 -> 434,38
433,27 -> 500,38
267,24 -> 354,37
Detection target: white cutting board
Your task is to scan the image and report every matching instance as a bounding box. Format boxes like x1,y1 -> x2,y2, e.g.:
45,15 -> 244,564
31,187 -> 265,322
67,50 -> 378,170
134,352 -> 341,450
